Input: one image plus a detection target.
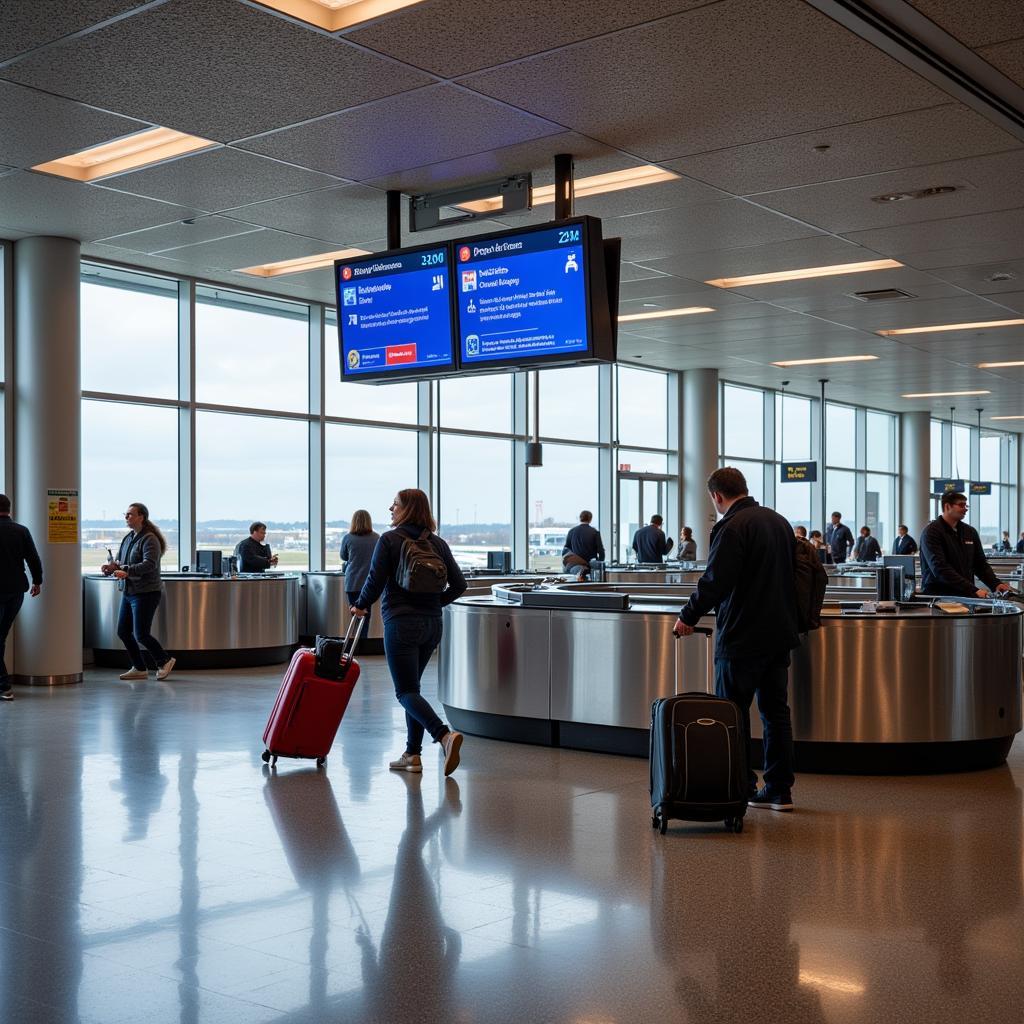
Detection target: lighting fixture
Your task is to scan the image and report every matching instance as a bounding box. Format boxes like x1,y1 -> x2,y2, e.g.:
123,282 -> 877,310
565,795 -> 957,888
618,306 -> 714,322
901,390 -> 990,398
991,415 -> 1024,420
771,355 -> 879,367
33,127 -> 217,182
878,318 -> 1024,336
871,184 -> 959,204
798,971 -> 866,996
457,166 -> 680,214
705,259 -> 902,289
977,360 -> 1024,368
254,0 -> 429,31
236,248 -> 370,277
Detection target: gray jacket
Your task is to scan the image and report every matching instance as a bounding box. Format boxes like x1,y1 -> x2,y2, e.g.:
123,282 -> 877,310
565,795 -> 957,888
116,529 -> 164,594
341,531 -> 380,593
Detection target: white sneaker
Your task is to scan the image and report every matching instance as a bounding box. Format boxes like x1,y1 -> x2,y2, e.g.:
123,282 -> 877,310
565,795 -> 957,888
389,752 -> 422,772
119,668 -> 148,680
156,657 -> 176,681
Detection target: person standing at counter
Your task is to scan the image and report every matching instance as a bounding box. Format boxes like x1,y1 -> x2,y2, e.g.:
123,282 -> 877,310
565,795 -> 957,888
995,531 -> 1012,553
235,522 -> 278,573
1017,531 -> 1024,554
351,489 -> 467,777
808,530 -> 832,564
633,514 -> 673,564
562,510 -> 605,578
893,525 -> 918,555
920,492 -> 1010,599
673,467 -> 799,813
341,509 -> 379,631
679,526 -> 697,561
0,494 -> 43,702
853,526 -> 881,562
102,503 -> 175,682
825,511 -> 853,564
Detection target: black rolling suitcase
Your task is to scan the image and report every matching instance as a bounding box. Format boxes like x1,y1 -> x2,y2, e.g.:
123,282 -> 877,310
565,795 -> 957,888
651,627 -> 748,834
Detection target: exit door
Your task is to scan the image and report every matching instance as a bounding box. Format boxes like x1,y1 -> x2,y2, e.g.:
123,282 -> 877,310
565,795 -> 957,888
618,473 -> 674,563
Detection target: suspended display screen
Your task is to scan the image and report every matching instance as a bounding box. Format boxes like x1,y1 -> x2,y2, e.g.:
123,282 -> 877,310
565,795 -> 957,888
335,243 -> 455,381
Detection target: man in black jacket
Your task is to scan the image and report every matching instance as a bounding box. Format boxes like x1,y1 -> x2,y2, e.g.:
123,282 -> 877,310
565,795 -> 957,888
892,525 -> 918,555
853,526 -> 882,562
0,494 -> 43,701
561,510 -> 605,578
920,492 -> 1010,598
674,468 -> 799,812
234,521 -> 278,573
632,514 -> 674,563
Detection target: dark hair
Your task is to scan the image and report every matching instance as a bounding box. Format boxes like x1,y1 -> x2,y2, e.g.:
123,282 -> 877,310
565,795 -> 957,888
0,494 -> 10,515
706,467 -> 747,500
650,514 -> 663,525
249,521 -> 266,535
794,525 -> 807,537
681,526 -> 692,539
349,509 -> 373,535
579,510 -> 593,523
860,526 -> 871,534
898,524 -> 908,531
129,502 -> 167,555
831,511 -> 842,519
809,530 -> 823,540
393,488 -> 436,532
941,491 -> 967,509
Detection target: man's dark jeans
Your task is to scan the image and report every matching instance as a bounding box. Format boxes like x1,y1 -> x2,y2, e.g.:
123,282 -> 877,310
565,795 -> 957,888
715,650 -> 794,796
117,591 -> 171,671
383,615 -> 447,757
0,592 -> 25,692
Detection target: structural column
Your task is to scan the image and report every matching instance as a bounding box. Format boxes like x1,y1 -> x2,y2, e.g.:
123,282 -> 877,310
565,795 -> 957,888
13,236 -> 82,684
681,368 -> 719,552
900,411 -> 931,537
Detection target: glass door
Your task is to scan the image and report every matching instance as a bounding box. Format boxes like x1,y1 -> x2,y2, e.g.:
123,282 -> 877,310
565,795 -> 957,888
617,472 -> 674,564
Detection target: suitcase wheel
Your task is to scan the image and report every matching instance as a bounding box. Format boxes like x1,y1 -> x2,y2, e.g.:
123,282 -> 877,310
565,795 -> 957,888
659,815 -> 668,835
725,817 -> 744,834
261,750 -> 271,764
316,756 -> 326,768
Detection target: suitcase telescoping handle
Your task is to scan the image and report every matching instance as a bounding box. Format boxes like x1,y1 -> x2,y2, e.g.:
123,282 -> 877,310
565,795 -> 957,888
343,612 -> 366,657
673,623 -> 714,693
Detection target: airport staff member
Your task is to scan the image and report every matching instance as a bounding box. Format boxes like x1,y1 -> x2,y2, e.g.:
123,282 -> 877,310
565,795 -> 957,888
0,494 -> 43,702
853,526 -> 881,562
893,525 -> 918,555
235,522 -> 278,573
825,512 -> 854,564
920,491 -> 1010,598
632,514 -> 673,564
673,467 -> 799,812
562,510 -> 605,578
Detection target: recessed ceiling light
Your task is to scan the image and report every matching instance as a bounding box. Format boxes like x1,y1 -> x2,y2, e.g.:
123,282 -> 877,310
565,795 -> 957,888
253,0 -> 427,31
237,248 -> 370,277
871,192 -> 915,203
991,415 -> 1024,420
877,318 -> 1024,336
977,360 -> 1024,368
771,355 -> 879,367
871,185 -> 960,204
901,390 -> 991,398
32,127 -> 216,181
705,259 -> 902,289
618,306 -> 715,322
457,165 -> 680,214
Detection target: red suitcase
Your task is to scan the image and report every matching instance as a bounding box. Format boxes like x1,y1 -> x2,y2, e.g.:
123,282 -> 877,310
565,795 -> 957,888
261,617 -> 364,767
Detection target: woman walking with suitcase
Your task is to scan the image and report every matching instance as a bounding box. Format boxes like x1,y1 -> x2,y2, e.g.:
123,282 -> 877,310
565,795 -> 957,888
351,488 -> 467,776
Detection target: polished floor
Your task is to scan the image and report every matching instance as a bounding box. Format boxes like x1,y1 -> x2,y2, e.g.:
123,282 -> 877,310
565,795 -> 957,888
2,655 -> 1023,1024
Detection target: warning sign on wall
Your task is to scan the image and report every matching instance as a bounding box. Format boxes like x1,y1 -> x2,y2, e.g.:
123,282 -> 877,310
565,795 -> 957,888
47,488 -> 79,544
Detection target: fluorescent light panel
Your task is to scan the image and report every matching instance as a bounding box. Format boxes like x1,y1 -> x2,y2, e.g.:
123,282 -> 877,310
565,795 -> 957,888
772,355 -> 878,367
457,166 -> 680,214
901,389 -> 990,398
33,127 -> 216,181
878,318 -> 1024,336
991,415 -> 1024,420
705,259 -> 902,289
618,306 -> 714,322
254,0 -> 426,31
978,360 -> 1024,368
237,248 -> 370,277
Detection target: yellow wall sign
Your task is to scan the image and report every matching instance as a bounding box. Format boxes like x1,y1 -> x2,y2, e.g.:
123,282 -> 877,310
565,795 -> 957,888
47,488 -> 79,544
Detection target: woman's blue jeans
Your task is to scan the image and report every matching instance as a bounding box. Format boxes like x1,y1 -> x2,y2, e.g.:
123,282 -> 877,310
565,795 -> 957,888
117,591 -> 171,671
383,615 -> 447,756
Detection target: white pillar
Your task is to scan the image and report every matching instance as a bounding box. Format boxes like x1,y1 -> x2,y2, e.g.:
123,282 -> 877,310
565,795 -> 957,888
900,411 -> 931,537
13,236 -> 82,684
682,369 -> 719,554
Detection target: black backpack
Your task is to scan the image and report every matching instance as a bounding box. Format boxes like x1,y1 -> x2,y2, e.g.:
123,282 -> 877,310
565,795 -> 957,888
395,529 -> 448,594
793,537 -> 827,632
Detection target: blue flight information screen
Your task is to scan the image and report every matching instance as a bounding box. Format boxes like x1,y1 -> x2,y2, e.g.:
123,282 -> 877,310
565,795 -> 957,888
455,223 -> 589,365
337,246 -> 454,377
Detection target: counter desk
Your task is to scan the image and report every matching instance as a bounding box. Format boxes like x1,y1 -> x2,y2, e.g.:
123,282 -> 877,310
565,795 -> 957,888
84,573 -> 300,669
439,582 -> 1022,773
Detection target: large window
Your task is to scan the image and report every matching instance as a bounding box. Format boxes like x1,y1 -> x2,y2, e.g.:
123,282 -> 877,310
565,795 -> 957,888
527,444 -> 600,571
540,365 -> 599,442
439,373 -> 512,432
617,365 -> 668,449
722,385 -> 763,459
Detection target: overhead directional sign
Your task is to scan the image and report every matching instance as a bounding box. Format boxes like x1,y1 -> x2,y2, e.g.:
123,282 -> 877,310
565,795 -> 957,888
931,478 -> 965,495
780,462 -> 817,483
969,481 -> 992,495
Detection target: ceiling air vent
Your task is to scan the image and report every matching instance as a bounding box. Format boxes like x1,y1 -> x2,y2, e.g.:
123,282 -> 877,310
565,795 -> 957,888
850,288 -> 916,302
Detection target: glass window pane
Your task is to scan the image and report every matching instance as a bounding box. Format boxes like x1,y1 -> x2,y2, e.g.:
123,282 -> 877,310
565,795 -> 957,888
81,400 -> 179,572
324,311 -> 418,422
81,271 -> 178,399
196,288 -> 309,413
775,480 -> 811,534
527,444 -> 599,571
825,403 -> 856,467
826,469 -> 856,529
930,420 -> 943,477
617,366 -> 668,449
439,373 -> 512,432
980,434 -> 1000,481
617,448 -> 667,473
324,424 -> 418,568
196,412 -> 309,569
866,411 -> 894,472
540,366 -> 599,441
953,425 -> 971,481
438,434 -> 511,567
774,394 -> 811,461
866,473 -> 894,551
976,491 -> 999,546
721,459 -> 764,505
722,385 -> 763,458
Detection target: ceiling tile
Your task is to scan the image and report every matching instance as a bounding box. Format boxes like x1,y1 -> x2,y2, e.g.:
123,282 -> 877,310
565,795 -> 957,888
0,1 -> 152,62
0,80 -> 149,168
808,293 -> 1018,332
927,259 -> 1024,294
845,208 -> 1024,261
618,263 -> 672,284
0,171 -> 199,240
673,104 -> 1020,195
618,277 -> 751,306
978,38 -> 1024,89
719,264 -> 958,304
907,0 -> 1024,48
1,0 -> 432,142
237,85 -> 564,181
898,239 -> 1024,270
158,227 -> 349,271
96,215 -> 264,254
458,0 -> 948,162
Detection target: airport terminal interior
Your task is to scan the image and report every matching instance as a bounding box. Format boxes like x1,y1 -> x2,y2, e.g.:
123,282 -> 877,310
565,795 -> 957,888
2,0 -> 1024,1021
